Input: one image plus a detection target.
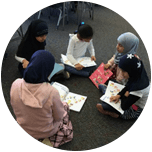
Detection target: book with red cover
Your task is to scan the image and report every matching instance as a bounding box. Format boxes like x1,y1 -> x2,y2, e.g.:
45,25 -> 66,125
89,63 -> 113,89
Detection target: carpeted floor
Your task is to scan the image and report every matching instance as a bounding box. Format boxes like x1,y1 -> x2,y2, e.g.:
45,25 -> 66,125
1,2 -> 151,151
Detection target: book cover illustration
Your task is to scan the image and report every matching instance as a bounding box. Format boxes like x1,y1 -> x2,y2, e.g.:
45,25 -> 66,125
89,63 -> 113,89
100,80 -> 125,114
52,82 -> 87,112
61,54 -> 96,67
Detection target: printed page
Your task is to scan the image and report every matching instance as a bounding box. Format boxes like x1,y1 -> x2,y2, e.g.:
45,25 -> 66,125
52,82 -> 69,101
61,54 -> 75,67
77,57 -> 96,67
64,92 -> 87,112
100,80 -> 125,114
61,54 -> 96,67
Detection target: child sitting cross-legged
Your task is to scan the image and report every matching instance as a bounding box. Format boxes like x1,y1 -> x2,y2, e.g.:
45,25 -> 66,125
97,54 -> 150,119
10,50 -> 73,147
64,24 -> 97,77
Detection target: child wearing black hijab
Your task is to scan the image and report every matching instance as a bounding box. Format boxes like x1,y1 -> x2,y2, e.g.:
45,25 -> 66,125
15,19 -> 69,79
15,19 -> 48,75
96,54 -> 150,119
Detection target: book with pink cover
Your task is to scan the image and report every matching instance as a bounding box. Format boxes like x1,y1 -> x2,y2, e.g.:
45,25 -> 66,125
89,63 -> 113,89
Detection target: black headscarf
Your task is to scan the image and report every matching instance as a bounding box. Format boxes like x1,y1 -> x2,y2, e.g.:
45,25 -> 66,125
119,54 -> 149,92
23,50 -> 55,83
16,19 -> 48,61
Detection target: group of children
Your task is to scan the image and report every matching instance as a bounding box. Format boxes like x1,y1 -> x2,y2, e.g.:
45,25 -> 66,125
10,19 -> 150,147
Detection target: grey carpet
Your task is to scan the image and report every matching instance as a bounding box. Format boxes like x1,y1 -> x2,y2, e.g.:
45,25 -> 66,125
1,3 -> 151,151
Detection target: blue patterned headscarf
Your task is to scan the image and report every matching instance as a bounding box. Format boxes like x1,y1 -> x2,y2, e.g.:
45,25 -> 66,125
23,50 -> 55,83
114,32 -> 139,64
119,54 -> 149,91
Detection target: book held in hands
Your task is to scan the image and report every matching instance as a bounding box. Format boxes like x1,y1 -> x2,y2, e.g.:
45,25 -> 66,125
100,80 -> 125,114
61,54 -> 96,68
89,63 -> 113,89
52,82 -> 87,112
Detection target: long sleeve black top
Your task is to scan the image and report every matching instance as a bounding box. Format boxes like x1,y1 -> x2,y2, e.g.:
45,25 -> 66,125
118,87 -> 140,110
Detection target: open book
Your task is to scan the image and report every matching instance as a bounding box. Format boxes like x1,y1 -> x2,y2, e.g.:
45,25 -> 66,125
61,54 -> 96,67
100,80 -> 125,114
89,63 -> 113,89
52,82 -> 87,112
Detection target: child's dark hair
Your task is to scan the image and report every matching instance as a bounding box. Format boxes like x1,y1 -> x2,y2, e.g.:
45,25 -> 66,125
78,24 -> 93,39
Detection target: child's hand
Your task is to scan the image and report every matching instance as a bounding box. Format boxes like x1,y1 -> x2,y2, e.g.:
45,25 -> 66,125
110,95 -> 120,103
91,56 -> 96,61
104,64 -> 110,69
75,63 -> 84,70
124,91 -> 129,97
22,59 -> 29,69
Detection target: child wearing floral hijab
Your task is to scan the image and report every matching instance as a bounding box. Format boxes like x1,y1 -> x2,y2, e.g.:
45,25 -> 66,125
11,50 -> 73,147
97,54 -> 150,119
99,32 -> 139,93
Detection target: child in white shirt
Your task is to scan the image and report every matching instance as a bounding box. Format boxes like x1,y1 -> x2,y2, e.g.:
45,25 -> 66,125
65,24 -> 96,77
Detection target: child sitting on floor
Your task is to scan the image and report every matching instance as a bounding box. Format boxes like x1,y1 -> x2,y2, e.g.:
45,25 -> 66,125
10,50 -> 73,147
64,24 -> 96,77
96,54 -> 150,119
15,19 -> 69,80
99,32 -> 139,93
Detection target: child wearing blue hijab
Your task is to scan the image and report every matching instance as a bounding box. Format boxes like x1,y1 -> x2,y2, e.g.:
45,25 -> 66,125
97,54 -> 150,119
11,50 -> 73,147
99,32 -> 139,93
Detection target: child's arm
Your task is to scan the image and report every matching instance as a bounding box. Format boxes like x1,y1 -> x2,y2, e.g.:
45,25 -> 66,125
52,91 -> 65,121
15,54 -> 25,63
104,55 -> 115,69
15,54 -> 29,68
110,91 -> 129,103
112,87 -> 140,110
67,37 -> 84,70
88,40 -> 96,61
120,94 -> 140,110
67,37 -> 79,65
110,87 -> 128,103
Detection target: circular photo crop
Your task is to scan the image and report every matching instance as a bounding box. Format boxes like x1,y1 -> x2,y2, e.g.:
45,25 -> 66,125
1,1 -> 151,152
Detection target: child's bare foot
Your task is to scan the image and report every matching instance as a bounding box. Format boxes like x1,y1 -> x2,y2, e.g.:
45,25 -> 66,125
96,104 -> 119,118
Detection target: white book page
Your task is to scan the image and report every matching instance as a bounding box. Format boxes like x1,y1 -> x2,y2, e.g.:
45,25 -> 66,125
61,54 -> 75,67
77,57 -> 96,67
52,82 -> 69,101
100,95 -> 124,114
61,54 -> 96,67
64,92 -> 87,112
100,81 -> 125,114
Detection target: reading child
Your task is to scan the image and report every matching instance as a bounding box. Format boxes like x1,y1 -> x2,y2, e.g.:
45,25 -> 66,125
99,32 -> 139,93
15,19 -> 48,75
97,54 -> 150,119
65,24 -> 96,77
15,19 -> 69,79
10,50 -> 73,147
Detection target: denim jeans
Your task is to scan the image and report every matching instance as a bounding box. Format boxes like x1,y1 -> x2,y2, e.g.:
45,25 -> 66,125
65,64 -> 97,77
101,101 -> 121,115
